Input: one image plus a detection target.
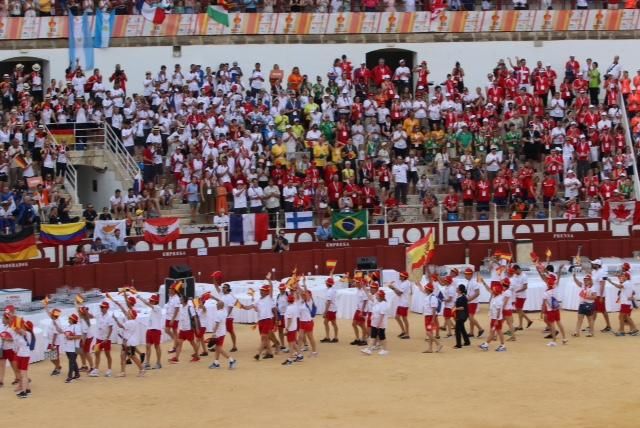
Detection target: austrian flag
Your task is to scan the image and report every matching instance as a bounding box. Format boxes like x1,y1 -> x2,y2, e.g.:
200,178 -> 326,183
143,217 -> 180,244
602,201 -> 640,225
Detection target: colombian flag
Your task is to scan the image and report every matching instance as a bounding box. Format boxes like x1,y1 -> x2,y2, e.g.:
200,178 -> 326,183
406,230 -> 435,270
0,228 -> 39,262
40,222 -> 87,245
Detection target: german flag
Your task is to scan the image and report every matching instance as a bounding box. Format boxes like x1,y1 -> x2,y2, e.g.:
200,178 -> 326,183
0,228 -> 39,262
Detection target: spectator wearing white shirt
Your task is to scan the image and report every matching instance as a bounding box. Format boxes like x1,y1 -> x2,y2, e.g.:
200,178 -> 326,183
213,210 -> 229,230
391,156 -> 409,204
563,170 -> 581,199
282,182 -> 297,212
247,179 -> 265,213
604,55 -> 622,80
232,180 -> 248,214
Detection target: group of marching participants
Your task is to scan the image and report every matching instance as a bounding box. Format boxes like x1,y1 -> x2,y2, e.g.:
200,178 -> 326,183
2,260 -> 639,399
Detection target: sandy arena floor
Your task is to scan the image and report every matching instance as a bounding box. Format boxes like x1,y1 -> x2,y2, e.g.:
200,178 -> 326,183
3,309 -> 640,428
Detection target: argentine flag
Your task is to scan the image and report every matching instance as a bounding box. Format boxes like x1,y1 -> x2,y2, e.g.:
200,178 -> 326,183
94,10 -> 115,49
68,13 -> 94,70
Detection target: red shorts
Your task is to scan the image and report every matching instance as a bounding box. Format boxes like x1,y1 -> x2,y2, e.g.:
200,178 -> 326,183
178,330 -> 194,341
620,304 -> 632,315
353,310 -> 365,323
225,318 -> 235,333
16,356 -> 29,371
300,320 -> 314,332
468,303 -> 478,315
81,337 -> 93,354
490,319 -> 503,331
165,320 -> 178,330
424,315 -> 436,332
325,311 -> 337,321
0,349 -> 15,361
146,329 -> 161,346
96,339 -> 111,352
258,318 -> 274,335
195,327 -> 206,339
503,309 -> 513,317
214,336 -> 225,347
443,308 -> 453,319
396,306 -> 409,317
366,312 -> 372,328
546,309 -> 561,323
515,298 -> 526,310
286,330 -> 298,343
595,297 -> 606,313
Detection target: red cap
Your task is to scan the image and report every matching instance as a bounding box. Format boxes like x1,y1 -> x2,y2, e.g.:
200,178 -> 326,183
370,282 -> 380,289
287,294 -> 295,303
502,277 -> 511,287
622,262 -> 631,271
450,268 -> 459,276
326,278 -> 335,286
127,296 -> 137,306
149,294 -> 160,304
211,271 -> 223,280
492,284 -> 504,295
622,271 -> 631,280
129,309 -> 138,320
424,283 -> 434,293
508,268 -> 516,276
260,284 -> 271,292
443,276 -> 453,285
4,305 -> 15,313
370,272 -> 380,281
584,274 -> 592,281
100,301 -> 110,309
0,331 -> 11,340
50,308 -> 61,318
69,313 -> 79,323
464,268 -> 474,275
278,283 -> 287,291
78,306 -> 89,314
399,271 -> 409,279
377,290 -> 386,299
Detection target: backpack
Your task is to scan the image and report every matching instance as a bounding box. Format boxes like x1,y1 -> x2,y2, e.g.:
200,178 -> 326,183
28,332 -> 36,351
306,300 -> 317,318
436,291 -> 445,313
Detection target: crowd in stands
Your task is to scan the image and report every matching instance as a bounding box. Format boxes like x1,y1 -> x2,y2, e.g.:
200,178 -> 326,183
0,0 -> 636,17
1,49 -> 640,236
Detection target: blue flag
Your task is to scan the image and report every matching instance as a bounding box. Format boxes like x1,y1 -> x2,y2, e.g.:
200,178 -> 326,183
68,13 -> 94,70
94,10 -> 115,49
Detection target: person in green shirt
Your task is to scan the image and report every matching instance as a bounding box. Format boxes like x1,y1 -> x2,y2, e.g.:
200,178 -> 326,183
588,61 -> 601,106
312,77 -> 325,104
504,123 -> 521,154
456,125 -> 474,153
291,118 -> 305,141
304,100 -> 320,124
319,116 -> 336,144
274,114 -> 289,133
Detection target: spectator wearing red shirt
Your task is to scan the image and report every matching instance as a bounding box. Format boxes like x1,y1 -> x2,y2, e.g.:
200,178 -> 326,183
443,187 -> 460,221
372,58 -> 392,88
541,171 -> 557,213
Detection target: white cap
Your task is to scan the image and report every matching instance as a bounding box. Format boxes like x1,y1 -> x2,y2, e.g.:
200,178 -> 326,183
591,259 -> 602,265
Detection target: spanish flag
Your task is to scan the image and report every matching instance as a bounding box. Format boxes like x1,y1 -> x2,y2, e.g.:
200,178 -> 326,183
406,230 -> 435,270
325,260 -> 338,269
0,228 -> 39,262
494,250 -> 513,262
39,222 -> 86,245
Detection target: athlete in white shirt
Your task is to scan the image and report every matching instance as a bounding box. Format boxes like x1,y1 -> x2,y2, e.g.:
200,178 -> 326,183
77,305 -> 95,373
419,282 -> 442,353
44,306 -> 63,375
511,265 -> 533,331
239,283 -> 278,361
607,272 -> 639,336
164,284 -> 182,353
220,284 -> 239,352
282,295 -> 302,366
389,271 -> 412,338
13,319 -> 35,398
500,277 -> 517,342
361,290 -> 390,355
461,268 -> 484,337
478,279 -> 507,352
61,313 -> 83,382
90,301 -> 114,377
537,263 -> 567,346
590,259 -> 612,332
571,272 -> 596,337
139,294 -> 163,369
111,302 -> 144,377
298,286 -> 318,357
208,301 -> 237,370
321,278 -> 339,343
351,280 -> 369,346
170,296 -> 199,364
440,276 -> 456,337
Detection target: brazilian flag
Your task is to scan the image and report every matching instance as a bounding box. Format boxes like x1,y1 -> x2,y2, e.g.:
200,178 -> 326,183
331,210 -> 368,239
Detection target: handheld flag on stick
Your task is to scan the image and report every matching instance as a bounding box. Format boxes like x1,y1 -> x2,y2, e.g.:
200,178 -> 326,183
406,230 -> 436,270
494,250 -> 513,262
75,294 -> 85,304
325,260 -> 337,270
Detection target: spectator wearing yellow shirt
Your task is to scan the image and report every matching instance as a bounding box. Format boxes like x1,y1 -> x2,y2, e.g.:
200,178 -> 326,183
291,118 -> 305,140
38,0 -> 54,15
274,113 -> 289,134
341,161 -> 355,183
303,100 -> 320,125
313,139 -> 329,172
271,140 -> 287,167
331,142 -> 344,165
402,112 -> 420,136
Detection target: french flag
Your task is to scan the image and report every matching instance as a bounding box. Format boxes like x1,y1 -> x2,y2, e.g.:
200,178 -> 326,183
229,214 -> 269,244
136,0 -> 166,25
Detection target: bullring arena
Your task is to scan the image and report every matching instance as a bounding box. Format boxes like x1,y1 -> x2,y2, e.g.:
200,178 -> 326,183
2,4 -> 640,428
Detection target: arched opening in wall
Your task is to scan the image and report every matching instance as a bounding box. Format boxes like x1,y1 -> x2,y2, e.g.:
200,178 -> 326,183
365,48 -> 417,89
0,56 -> 50,100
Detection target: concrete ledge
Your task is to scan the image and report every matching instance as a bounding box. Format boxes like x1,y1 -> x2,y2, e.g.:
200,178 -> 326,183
2,30 -> 640,50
